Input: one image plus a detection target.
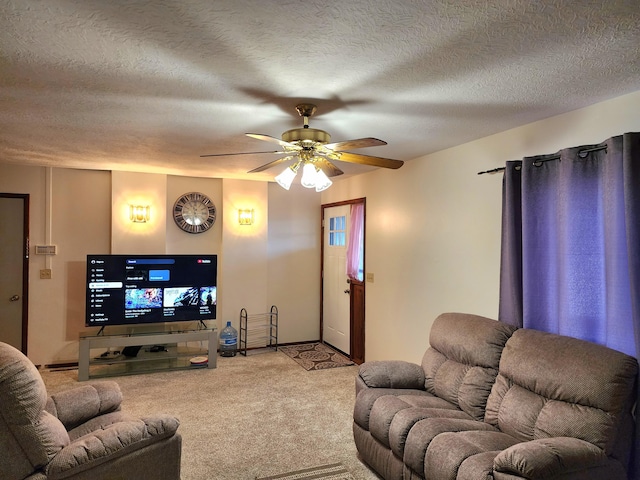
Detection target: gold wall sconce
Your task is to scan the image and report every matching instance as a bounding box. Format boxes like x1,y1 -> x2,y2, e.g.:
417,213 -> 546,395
238,209 -> 254,225
129,205 -> 150,223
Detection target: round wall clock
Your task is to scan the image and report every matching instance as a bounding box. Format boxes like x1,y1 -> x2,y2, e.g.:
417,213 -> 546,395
172,192 -> 216,234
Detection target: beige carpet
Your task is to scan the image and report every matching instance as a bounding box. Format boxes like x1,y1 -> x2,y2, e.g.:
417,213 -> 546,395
279,343 -> 355,371
41,350 -> 381,480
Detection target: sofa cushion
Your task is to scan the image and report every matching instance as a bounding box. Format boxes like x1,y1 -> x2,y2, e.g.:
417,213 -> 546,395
403,417 -> 500,477
67,411 -> 138,442
485,328 -> 638,453
422,313 -> 517,421
358,361 -> 425,390
423,430 -> 520,480
45,415 -> 180,479
388,406 -> 473,458
369,395 -> 462,448
353,388 -> 434,430
46,382 -> 122,431
494,437 -> 610,479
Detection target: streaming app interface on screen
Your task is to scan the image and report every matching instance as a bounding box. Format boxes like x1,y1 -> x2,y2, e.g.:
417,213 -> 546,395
86,255 -> 217,326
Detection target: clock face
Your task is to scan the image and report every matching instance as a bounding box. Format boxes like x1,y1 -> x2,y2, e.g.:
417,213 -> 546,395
173,192 -> 216,234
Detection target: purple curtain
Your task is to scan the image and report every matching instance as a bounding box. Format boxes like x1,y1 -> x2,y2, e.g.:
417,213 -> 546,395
498,132 -> 640,476
347,202 -> 364,282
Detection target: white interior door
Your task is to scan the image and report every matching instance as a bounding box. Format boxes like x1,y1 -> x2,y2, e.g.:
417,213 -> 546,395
0,196 -> 26,350
322,205 -> 350,353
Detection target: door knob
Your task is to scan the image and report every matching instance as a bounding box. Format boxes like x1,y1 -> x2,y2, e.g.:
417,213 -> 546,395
344,289 -> 350,294
10,295 -> 20,301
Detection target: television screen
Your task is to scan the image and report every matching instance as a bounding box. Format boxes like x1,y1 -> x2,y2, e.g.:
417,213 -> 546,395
86,254 -> 217,327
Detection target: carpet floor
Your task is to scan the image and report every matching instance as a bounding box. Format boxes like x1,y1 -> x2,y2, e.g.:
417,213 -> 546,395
279,343 -> 355,371
40,350 -> 381,480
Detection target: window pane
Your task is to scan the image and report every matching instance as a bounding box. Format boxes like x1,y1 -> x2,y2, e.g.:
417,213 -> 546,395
328,215 -> 347,247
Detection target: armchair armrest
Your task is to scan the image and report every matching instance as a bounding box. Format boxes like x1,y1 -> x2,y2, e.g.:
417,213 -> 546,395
45,414 -> 179,479
46,381 -> 123,430
494,437 -> 608,479
358,361 -> 425,390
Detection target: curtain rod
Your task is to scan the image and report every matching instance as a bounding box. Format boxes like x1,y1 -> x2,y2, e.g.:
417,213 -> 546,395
477,144 -> 607,175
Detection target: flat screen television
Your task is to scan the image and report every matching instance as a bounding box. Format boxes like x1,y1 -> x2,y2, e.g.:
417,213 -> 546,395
86,254 -> 217,327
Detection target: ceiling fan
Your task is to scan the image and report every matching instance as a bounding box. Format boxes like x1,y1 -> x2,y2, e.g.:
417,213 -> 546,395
200,104 -> 404,191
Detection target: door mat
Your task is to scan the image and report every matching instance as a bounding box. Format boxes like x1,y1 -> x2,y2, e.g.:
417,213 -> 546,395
256,462 -> 354,480
279,343 -> 354,371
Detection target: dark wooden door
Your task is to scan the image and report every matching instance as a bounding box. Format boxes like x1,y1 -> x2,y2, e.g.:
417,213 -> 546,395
0,193 -> 29,353
349,279 -> 365,364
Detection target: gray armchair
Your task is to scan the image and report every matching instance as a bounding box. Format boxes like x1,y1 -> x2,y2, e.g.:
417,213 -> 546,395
0,342 -> 182,480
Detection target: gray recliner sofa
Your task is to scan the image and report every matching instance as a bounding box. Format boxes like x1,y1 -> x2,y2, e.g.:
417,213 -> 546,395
0,342 -> 182,480
353,312 -> 638,480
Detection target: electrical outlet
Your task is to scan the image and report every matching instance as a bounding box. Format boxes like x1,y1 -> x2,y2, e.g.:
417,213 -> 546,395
366,272 -> 374,283
40,269 -> 52,279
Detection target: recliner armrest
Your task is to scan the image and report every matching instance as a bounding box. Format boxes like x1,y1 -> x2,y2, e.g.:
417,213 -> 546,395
46,381 -> 123,430
494,437 -> 609,479
358,361 -> 425,390
45,414 -> 179,479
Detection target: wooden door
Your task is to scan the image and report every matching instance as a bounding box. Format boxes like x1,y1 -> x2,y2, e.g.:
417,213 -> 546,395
0,194 -> 29,352
349,279 -> 365,364
322,205 -> 351,353
321,198 -> 365,363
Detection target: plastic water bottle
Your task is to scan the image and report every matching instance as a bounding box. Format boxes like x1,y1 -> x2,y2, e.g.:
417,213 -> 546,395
219,321 -> 238,357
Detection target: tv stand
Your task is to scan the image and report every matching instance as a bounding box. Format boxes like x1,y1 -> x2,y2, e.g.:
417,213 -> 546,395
78,328 -> 217,381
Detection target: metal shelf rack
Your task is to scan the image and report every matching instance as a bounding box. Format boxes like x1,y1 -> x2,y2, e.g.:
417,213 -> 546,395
239,305 -> 278,356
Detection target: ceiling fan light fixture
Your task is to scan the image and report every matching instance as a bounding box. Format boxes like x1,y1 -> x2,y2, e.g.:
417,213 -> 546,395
203,104 -> 402,188
314,168 -> 332,192
275,165 -> 298,190
300,162 -> 318,188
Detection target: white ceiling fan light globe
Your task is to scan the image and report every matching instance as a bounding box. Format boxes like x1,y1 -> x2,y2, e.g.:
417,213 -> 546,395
275,166 -> 297,190
314,169 -> 332,192
300,162 -> 318,188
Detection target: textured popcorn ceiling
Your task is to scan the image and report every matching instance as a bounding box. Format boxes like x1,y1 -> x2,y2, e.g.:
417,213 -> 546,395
1,0 -> 639,181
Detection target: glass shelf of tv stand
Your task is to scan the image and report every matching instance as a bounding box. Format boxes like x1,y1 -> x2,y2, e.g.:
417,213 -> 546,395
78,327 -> 218,381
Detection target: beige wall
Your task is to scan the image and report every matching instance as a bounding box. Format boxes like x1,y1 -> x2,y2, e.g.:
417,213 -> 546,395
267,183 -> 322,343
220,178 -> 269,329
321,89 -> 640,364
111,171 -> 168,254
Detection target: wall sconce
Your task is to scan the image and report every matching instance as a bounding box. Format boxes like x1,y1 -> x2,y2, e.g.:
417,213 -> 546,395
129,205 -> 150,223
238,209 -> 254,225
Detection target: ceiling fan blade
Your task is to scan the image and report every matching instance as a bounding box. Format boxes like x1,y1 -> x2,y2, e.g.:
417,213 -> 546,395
200,151 -> 282,158
246,133 -> 301,150
247,155 -> 297,174
336,151 -> 404,169
315,158 -> 344,177
323,137 -> 387,151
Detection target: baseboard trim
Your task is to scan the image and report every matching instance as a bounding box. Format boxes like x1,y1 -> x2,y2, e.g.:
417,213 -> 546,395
43,362 -> 79,371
